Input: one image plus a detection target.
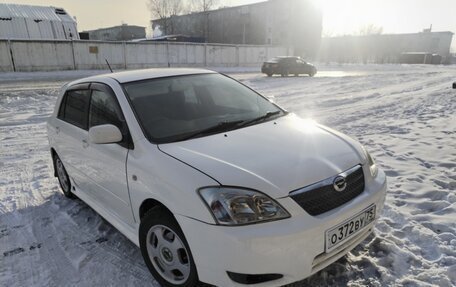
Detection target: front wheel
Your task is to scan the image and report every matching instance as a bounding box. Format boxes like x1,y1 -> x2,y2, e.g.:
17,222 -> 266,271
140,207 -> 199,287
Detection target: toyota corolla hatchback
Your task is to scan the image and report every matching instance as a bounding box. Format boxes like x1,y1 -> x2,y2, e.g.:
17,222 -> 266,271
47,68 -> 387,287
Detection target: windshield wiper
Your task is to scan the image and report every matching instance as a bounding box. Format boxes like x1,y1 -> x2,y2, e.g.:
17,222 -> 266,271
237,111 -> 282,128
179,120 -> 245,141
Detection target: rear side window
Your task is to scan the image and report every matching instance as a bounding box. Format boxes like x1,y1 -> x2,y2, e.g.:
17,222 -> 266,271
58,90 -> 90,129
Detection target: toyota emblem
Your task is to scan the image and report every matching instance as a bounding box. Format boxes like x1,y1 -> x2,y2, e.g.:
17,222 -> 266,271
333,176 -> 347,192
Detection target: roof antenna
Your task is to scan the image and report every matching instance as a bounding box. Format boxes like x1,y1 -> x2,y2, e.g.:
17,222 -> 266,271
105,58 -> 113,73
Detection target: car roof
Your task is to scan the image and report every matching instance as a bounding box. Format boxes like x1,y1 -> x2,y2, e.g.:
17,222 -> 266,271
275,56 -> 300,59
68,68 -> 217,86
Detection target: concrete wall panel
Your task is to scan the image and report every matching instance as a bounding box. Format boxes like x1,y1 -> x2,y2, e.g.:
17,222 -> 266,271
126,42 -> 168,69
206,45 -> 237,66
10,40 -> 73,71
239,46 -> 266,66
185,44 -> 205,65
73,41 -> 125,70
0,41 -> 13,72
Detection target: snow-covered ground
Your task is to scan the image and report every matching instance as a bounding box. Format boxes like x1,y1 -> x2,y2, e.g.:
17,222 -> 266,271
1,65 -> 455,286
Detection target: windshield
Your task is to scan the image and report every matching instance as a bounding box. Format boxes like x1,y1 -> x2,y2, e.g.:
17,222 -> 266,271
123,73 -> 284,143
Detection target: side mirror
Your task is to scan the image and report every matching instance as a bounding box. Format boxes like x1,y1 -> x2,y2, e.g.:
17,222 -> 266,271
453,82 -> 456,89
89,124 -> 122,144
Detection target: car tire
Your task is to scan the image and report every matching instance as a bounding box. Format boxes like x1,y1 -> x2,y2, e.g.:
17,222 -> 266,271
54,155 -> 74,198
294,73 -> 299,77
139,206 -> 199,287
267,73 -> 272,77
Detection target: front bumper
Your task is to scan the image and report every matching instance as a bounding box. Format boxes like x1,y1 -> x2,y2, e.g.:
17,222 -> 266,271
176,168 -> 387,287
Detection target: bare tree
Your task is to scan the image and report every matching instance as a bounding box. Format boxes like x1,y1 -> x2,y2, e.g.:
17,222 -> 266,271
148,0 -> 188,35
358,24 -> 383,36
191,0 -> 219,12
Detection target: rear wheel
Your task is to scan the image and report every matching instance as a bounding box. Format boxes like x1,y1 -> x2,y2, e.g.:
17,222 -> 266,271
281,70 -> 289,77
267,72 -> 273,77
54,155 -> 74,198
140,206 -> 199,287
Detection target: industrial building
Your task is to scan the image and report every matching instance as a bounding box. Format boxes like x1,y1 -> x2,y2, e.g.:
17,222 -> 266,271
83,24 -> 146,41
151,0 -> 322,58
0,3 -> 78,40
319,31 -> 454,64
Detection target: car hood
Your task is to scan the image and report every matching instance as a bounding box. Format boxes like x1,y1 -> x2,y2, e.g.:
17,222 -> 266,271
159,114 -> 365,198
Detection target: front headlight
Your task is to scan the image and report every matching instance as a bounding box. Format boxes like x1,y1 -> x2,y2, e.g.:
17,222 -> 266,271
363,147 -> 378,177
198,187 -> 290,225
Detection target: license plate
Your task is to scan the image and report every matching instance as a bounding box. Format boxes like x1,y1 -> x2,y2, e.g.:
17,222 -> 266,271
325,205 -> 376,252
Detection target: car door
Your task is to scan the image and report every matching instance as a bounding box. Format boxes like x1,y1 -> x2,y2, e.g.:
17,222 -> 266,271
289,58 -> 300,74
297,59 -> 308,74
54,84 -> 92,191
279,58 -> 293,75
82,83 -> 135,225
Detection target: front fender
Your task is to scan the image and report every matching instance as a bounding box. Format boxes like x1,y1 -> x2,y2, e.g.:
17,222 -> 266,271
127,138 -> 218,224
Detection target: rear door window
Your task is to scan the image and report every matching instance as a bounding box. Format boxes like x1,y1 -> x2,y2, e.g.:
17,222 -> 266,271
59,89 -> 91,130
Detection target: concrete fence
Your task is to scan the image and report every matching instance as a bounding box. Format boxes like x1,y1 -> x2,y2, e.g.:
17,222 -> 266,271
0,39 -> 293,72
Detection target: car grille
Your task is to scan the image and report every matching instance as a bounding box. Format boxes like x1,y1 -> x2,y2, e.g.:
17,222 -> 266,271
290,165 -> 365,216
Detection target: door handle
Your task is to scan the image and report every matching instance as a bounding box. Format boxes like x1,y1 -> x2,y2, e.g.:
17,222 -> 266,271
82,139 -> 89,148
55,126 -> 60,134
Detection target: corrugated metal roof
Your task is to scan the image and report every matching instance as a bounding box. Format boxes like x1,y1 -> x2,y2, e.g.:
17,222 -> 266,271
0,3 -> 75,23
0,3 -> 78,39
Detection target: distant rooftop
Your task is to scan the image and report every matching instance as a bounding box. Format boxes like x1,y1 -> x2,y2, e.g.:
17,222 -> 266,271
83,24 -> 146,33
0,3 -> 75,22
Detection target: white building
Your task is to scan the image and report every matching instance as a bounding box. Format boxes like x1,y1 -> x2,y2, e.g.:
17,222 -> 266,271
0,3 -> 79,40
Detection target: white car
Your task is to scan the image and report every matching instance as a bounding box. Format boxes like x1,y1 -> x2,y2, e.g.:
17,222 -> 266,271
47,68 -> 387,287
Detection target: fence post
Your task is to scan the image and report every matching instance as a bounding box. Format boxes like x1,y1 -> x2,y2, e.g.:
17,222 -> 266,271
70,40 -> 76,70
123,41 -> 127,70
166,42 -> 170,67
236,45 -> 240,67
7,39 -> 15,72
185,43 -> 188,66
204,43 -> 207,67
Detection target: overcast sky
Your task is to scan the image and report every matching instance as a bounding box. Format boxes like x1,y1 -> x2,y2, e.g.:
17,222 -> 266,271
2,0 -> 455,50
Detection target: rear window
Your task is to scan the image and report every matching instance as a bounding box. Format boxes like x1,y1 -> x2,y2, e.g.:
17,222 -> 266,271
268,57 -> 279,63
58,90 -> 90,129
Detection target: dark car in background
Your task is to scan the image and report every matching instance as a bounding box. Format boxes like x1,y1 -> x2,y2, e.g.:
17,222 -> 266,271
261,56 -> 317,77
